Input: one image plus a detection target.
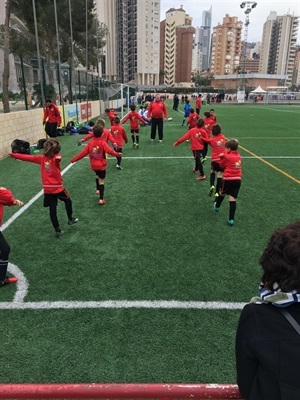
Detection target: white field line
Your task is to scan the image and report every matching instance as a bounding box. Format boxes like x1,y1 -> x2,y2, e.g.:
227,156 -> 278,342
0,300 -> 247,310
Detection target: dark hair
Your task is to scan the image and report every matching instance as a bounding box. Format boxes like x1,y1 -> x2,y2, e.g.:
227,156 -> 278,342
190,108 -> 194,113
204,111 -> 211,118
88,120 -> 95,127
105,108 -> 110,113
93,126 -> 103,137
260,221 -> 300,291
43,138 -> 61,157
114,116 -> 120,124
196,118 -> 205,128
46,99 -> 52,104
130,105 -> 136,111
225,139 -> 238,151
210,109 -> 215,112
212,124 -> 221,136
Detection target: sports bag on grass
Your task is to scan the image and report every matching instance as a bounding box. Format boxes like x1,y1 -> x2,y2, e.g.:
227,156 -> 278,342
11,139 -> 31,154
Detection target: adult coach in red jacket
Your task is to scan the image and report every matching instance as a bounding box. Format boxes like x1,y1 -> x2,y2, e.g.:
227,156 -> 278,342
43,99 -> 62,138
148,94 -> 168,143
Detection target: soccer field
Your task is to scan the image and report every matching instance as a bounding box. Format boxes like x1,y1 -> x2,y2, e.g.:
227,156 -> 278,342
1,102 -> 300,384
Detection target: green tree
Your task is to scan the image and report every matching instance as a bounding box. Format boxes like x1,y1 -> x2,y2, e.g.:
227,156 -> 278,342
10,0 -> 108,83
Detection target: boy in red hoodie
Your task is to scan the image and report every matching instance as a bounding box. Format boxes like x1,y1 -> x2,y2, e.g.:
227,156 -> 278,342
0,187 -> 23,286
71,126 -> 122,205
214,139 -> 242,226
121,105 -> 146,148
202,111 -> 215,162
187,107 -> 199,130
10,139 -> 78,237
173,119 -> 207,181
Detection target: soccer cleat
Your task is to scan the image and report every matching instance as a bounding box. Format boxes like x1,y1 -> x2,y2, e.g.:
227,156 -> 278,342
209,185 -> 215,196
116,164 -> 123,170
99,199 -> 106,205
214,192 -> 219,198
55,230 -> 63,237
214,202 -> 220,212
135,143 -> 139,149
228,219 -> 235,226
1,276 -> 18,286
196,175 -> 206,181
151,139 -> 154,143
201,157 -> 207,164
68,217 -> 78,225
95,190 -> 100,195
159,140 -> 162,143
192,168 -> 199,173
133,142 -> 136,148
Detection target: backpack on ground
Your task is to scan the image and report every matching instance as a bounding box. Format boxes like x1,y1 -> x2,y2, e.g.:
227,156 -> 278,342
11,139 -> 31,154
36,138 -> 47,149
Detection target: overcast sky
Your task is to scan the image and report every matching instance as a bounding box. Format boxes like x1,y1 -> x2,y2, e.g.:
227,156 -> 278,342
160,0 -> 300,43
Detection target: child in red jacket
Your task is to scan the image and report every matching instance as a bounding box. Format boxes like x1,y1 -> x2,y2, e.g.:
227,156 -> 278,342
202,111 -> 215,162
0,187 -> 23,286
10,139 -> 78,237
121,105 -> 146,148
173,119 -> 207,181
187,108 -> 199,129
214,139 -> 242,226
204,124 -> 226,198
71,126 -> 122,205
110,116 -> 128,169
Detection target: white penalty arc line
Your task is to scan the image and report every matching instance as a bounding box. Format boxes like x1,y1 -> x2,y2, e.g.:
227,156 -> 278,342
0,300 -> 247,310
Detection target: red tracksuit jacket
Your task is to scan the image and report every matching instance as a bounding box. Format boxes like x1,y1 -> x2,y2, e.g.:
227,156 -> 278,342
0,187 -> 16,226
110,124 -> 128,147
219,150 -> 242,180
71,137 -> 121,171
174,127 -> 206,151
10,153 -> 65,194
122,111 -> 146,129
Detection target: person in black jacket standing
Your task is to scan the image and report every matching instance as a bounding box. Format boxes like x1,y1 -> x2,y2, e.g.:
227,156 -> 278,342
236,221 -> 300,400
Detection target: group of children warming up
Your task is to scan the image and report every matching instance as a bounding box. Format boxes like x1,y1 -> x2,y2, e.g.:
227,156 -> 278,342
174,108 -> 242,227
1,106 -> 242,287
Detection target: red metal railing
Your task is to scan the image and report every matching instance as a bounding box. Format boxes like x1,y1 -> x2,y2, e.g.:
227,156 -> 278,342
0,383 -> 242,399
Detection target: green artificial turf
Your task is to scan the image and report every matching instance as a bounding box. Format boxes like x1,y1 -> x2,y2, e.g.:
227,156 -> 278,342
0,102 -> 299,383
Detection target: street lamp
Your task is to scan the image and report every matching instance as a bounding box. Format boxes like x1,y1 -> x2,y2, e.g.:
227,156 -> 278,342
237,1 -> 257,103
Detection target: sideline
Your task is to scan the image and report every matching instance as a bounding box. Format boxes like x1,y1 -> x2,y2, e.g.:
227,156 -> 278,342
0,300 -> 247,310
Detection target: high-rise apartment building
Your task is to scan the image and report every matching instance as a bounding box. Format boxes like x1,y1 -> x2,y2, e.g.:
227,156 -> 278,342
199,7 -> 212,71
259,11 -> 299,86
94,0 -> 160,85
210,15 -> 243,76
160,6 -> 195,86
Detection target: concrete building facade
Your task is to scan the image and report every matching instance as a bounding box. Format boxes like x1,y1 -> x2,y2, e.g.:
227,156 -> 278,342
160,6 -> 195,87
210,15 -> 243,76
95,0 -> 160,85
259,11 -> 299,86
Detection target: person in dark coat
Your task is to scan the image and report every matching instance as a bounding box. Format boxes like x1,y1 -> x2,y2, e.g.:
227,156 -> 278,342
236,221 -> 300,400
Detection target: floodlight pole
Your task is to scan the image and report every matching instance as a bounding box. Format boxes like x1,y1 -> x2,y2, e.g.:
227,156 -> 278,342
237,1 -> 257,103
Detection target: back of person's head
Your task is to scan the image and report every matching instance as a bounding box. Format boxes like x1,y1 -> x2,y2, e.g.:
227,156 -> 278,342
210,109 -> 215,113
186,100 -> 190,104
190,108 -> 194,113
114,116 -> 120,124
225,139 -> 239,151
43,138 -> 61,157
104,108 -> 110,113
260,221 -> 300,292
139,105 -> 144,109
45,99 -> 52,105
96,118 -> 105,127
204,111 -> 211,118
196,118 -> 205,128
130,105 -> 136,111
212,124 -> 221,136
93,126 -> 103,138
